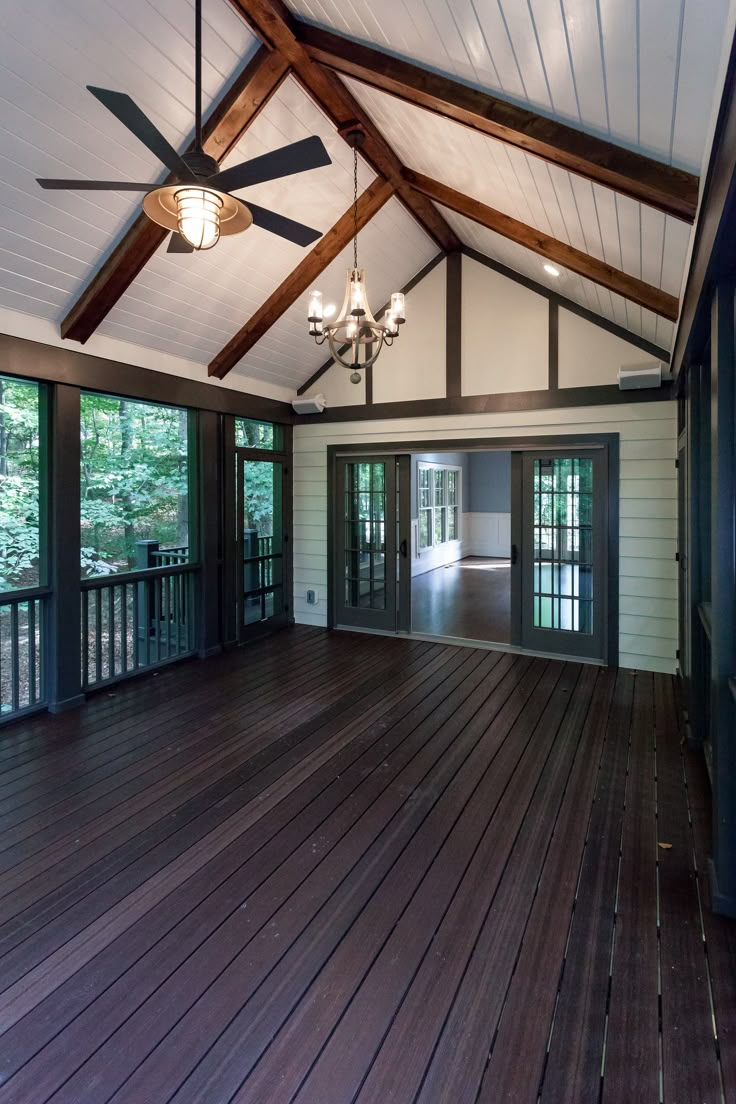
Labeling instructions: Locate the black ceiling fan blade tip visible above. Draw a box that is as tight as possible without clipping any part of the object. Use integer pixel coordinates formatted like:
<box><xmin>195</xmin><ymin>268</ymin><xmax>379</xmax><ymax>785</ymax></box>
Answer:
<box><xmin>246</xmin><ymin>202</ymin><xmax>322</xmax><ymax>247</ymax></box>
<box><xmin>86</xmin><ymin>85</ymin><xmax>194</xmax><ymax>180</ymax></box>
<box><xmin>167</xmin><ymin>232</ymin><xmax>194</xmax><ymax>254</ymax></box>
<box><xmin>213</xmin><ymin>135</ymin><xmax>332</xmax><ymax>195</ymax></box>
<box><xmin>37</xmin><ymin>178</ymin><xmax>154</xmax><ymax>190</ymax></box>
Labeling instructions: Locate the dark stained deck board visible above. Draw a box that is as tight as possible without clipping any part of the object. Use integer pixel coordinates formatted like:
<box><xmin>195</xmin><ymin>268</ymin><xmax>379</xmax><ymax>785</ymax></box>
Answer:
<box><xmin>602</xmin><ymin>671</ymin><xmax>660</xmax><ymax>1102</ymax></box>
<box><xmin>685</xmin><ymin>742</ymin><xmax>736</xmax><ymax>1099</ymax></box>
<box><xmin>0</xmin><ymin>642</ymin><xmax>446</xmax><ymax>978</ymax></box>
<box><xmin>0</xmin><ymin>647</ymin><xmax>501</xmax><ymax>1099</ymax></box>
<box><xmin>656</xmin><ymin>675</ymin><xmax>722</xmax><ymax>1102</ymax></box>
<box><xmin>472</xmin><ymin>665</ymin><xmax>617</xmax><ymax>1104</ymax></box>
<box><xmin>59</xmin><ymin>650</ymin><xmax>524</xmax><ymax>1104</ymax></box>
<box><xmin>0</xmin><ymin>627</ymin><xmax>730</xmax><ymax>1104</ymax></box>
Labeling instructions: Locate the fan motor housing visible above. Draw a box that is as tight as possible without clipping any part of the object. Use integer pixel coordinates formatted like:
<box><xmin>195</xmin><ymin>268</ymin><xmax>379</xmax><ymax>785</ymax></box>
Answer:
<box><xmin>183</xmin><ymin>150</ymin><xmax>220</xmax><ymax>179</ymax></box>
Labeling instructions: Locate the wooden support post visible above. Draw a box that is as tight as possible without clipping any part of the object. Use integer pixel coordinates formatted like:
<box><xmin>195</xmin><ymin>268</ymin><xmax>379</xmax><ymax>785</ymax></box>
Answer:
<box><xmin>196</xmin><ymin>410</ymin><xmax>223</xmax><ymax>658</ymax></box>
<box><xmin>221</xmin><ymin>415</ymin><xmax>239</xmax><ymax>648</ymax></box>
<box><xmin>708</xmin><ymin>283</ymin><xmax>736</xmax><ymax>916</ymax></box>
<box><xmin>46</xmin><ymin>383</ymin><xmax>85</xmax><ymax>712</ymax></box>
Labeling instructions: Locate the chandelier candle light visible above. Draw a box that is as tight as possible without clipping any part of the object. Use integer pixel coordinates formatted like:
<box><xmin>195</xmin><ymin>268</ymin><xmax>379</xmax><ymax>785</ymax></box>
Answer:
<box><xmin>307</xmin><ymin>130</ymin><xmax>406</xmax><ymax>383</ymax></box>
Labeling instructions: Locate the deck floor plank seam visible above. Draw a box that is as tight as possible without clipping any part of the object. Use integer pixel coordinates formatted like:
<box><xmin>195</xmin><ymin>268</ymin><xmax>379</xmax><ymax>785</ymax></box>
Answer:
<box><xmin>0</xmin><ymin>630</ymin><xmax>728</xmax><ymax>1104</ymax></box>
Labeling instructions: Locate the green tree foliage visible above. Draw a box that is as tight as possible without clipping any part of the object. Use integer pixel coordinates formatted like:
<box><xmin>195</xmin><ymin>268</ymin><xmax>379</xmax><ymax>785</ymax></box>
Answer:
<box><xmin>235</xmin><ymin>418</ymin><xmax>278</xmax><ymax>538</ymax></box>
<box><xmin>0</xmin><ymin>376</ymin><xmax>41</xmax><ymax>591</ymax></box>
<box><xmin>80</xmin><ymin>394</ymin><xmax>189</xmax><ymax>575</ymax></box>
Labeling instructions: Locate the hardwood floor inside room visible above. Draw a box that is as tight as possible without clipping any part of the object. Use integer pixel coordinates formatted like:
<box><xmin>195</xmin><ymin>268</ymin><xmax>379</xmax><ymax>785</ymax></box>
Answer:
<box><xmin>0</xmin><ymin>626</ymin><xmax>731</xmax><ymax>1104</ymax></box>
<box><xmin>411</xmin><ymin>556</ymin><xmax>511</xmax><ymax>642</ymax></box>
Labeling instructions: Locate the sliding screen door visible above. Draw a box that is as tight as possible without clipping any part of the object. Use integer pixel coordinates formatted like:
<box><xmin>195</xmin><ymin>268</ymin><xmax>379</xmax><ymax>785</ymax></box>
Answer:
<box><xmin>334</xmin><ymin>457</ymin><xmax>400</xmax><ymax>631</ymax></box>
<box><xmin>518</xmin><ymin>449</ymin><xmax>608</xmax><ymax>661</ymax></box>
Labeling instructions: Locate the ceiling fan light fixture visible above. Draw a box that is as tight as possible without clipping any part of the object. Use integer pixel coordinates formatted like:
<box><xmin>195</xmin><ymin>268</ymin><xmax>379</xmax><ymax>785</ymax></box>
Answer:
<box><xmin>142</xmin><ymin>184</ymin><xmax>252</xmax><ymax>242</ymax></box>
<box><xmin>175</xmin><ymin>186</ymin><xmax>222</xmax><ymax>250</ymax></box>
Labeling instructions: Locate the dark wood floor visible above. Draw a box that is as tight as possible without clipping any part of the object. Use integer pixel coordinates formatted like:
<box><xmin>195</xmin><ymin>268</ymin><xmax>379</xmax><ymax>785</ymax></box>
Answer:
<box><xmin>0</xmin><ymin>626</ymin><xmax>733</xmax><ymax>1104</ymax></box>
<box><xmin>411</xmin><ymin>556</ymin><xmax>511</xmax><ymax>642</ymax></box>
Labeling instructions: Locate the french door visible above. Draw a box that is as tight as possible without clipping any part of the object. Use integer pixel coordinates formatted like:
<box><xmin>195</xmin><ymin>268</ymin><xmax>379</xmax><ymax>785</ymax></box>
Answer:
<box><xmin>514</xmin><ymin>449</ymin><xmax>608</xmax><ymax>661</ymax></box>
<box><xmin>332</xmin><ymin>455</ymin><xmax>410</xmax><ymax>631</ymax></box>
<box><xmin>236</xmin><ymin>449</ymin><xmax>288</xmax><ymax>640</ymax></box>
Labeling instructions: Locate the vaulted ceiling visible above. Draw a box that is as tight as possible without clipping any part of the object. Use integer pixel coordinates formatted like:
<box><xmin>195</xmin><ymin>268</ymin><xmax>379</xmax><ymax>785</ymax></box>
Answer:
<box><xmin>0</xmin><ymin>0</ymin><xmax>732</xmax><ymax>397</ymax></box>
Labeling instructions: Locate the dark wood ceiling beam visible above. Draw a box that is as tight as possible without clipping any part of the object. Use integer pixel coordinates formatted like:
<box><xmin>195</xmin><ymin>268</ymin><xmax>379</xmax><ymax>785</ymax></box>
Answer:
<box><xmin>298</xmin><ymin>23</ymin><xmax>699</xmax><ymax>224</ymax></box>
<box><xmin>61</xmin><ymin>46</ymin><xmax>290</xmax><ymax>344</ymax></box>
<box><xmin>226</xmin><ymin>0</ymin><xmax>460</xmax><ymax>251</ymax></box>
<box><xmin>208</xmin><ymin>177</ymin><xmax>395</xmax><ymax>378</ymax></box>
<box><xmin>405</xmin><ymin>170</ymin><xmax>679</xmax><ymax>321</ymax></box>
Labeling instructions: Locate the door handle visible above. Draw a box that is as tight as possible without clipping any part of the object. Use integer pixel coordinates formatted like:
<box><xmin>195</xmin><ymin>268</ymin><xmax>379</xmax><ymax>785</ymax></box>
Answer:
<box><xmin>511</xmin><ymin>543</ymin><xmax>518</xmax><ymax>565</ymax></box>
<box><xmin>400</xmin><ymin>538</ymin><xmax>408</xmax><ymax>559</ymax></box>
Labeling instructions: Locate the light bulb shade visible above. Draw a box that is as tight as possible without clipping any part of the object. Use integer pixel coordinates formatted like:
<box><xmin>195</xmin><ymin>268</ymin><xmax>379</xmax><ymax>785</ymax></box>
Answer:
<box><xmin>308</xmin><ymin>289</ymin><xmax>323</xmax><ymax>323</ymax></box>
<box><xmin>175</xmin><ymin>187</ymin><xmax>222</xmax><ymax>250</ymax></box>
<box><xmin>390</xmin><ymin>291</ymin><xmax>406</xmax><ymax>324</ymax></box>
<box><xmin>349</xmin><ymin>272</ymin><xmax>366</xmax><ymax>315</ymax></box>
<box><xmin>384</xmin><ymin>310</ymin><xmax>399</xmax><ymax>338</ymax></box>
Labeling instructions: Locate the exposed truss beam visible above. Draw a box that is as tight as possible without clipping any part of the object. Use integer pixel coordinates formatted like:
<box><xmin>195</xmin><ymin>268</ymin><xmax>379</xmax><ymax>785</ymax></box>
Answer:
<box><xmin>298</xmin><ymin>23</ymin><xmax>699</xmax><ymax>224</ymax></box>
<box><xmin>208</xmin><ymin>177</ymin><xmax>395</xmax><ymax>378</ymax></box>
<box><xmin>226</xmin><ymin>0</ymin><xmax>460</xmax><ymax>251</ymax></box>
<box><xmin>61</xmin><ymin>46</ymin><xmax>290</xmax><ymax>344</ymax></box>
<box><xmin>404</xmin><ymin>170</ymin><xmax>679</xmax><ymax>321</ymax></box>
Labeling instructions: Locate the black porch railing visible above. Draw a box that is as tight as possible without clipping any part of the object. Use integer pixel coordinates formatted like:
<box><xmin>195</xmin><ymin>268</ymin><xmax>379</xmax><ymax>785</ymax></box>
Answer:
<box><xmin>81</xmin><ymin>563</ymin><xmax>197</xmax><ymax>690</ymax></box>
<box><xmin>0</xmin><ymin>587</ymin><xmax>48</xmax><ymax>720</ymax></box>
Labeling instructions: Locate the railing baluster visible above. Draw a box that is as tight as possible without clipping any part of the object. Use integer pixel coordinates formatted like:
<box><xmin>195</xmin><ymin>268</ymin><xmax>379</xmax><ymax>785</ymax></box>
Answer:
<box><xmin>132</xmin><ymin>583</ymin><xmax>140</xmax><ymax>670</ymax></box>
<box><xmin>28</xmin><ymin>599</ymin><xmax>37</xmax><ymax>706</ymax></box>
<box><xmin>107</xmin><ymin>585</ymin><xmax>115</xmax><ymax>680</ymax></box>
<box><xmin>121</xmin><ymin>584</ymin><xmax>128</xmax><ymax>673</ymax></box>
<box><xmin>81</xmin><ymin>591</ymin><xmax>89</xmax><ymax>689</ymax></box>
<box><xmin>10</xmin><ymin>602</ymin><xmax>20</xmax><ymax>713</ymax></box>
<box><xmin>164</xmin><ymin>573</ymin><xmax>171</xmax><ymax>659</ymax></box>
<box><xmin>95</xmin><ymin>588</ymin><xmax>102</xmax><ymax>685</ymax></box>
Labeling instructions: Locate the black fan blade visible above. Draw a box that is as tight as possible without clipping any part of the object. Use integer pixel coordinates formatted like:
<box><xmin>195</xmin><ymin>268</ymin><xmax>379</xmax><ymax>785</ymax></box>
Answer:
<box><xmin>167</xmin><ymin>232</ymin><xmax>194</xmax><ymax>254</ymax></box>
<box><xmin>37</xmin><ymin>179</ymin><xmax>153</xmax><ymax>190</ymax></box>
<box><xmin>246</xmin><ymin>202</ymin><xmax>322</xmax><ymax>247</ymax></box>
<box><xmin>87</xmin><ymin>86</ymin><xmax>194</xmax><ymax>180</ymax></box>
<box><xmin>212</xmin><ymin>136</ymin><xmax>331</xmax><ymax>195</ymax></box>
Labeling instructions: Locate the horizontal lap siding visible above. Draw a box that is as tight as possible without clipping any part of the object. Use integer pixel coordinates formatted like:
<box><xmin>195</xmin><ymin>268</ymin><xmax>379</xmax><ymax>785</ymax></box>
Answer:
<box><xmin>292</xmin><ymin>402</ymin><xmax>677</xmax><ymax>674</ymax></box>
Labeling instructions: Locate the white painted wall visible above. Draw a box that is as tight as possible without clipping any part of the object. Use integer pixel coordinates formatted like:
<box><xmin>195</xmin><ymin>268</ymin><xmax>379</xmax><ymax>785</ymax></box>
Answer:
<box><xmin>558</xmin><ymin>309</ymin><xmax>659</xmax><ymax>388</ymax></box>
<box><xmin>373</xmin><ymin>260</ymin><xmax>446</xmax><ymax>403</ymax></box>
<box><xmin>292</xmin><ymin>401</ymin><xmax>677</xmax><ymax>674</ymax></box>
<box><xmin>464</xmin><ymin>513</ymin><xmax>511</xmax><ymax>557</ymax></box>
<box><xmin>461</xmin><ymin>255</ymin><xmax>548</xmax><ymax>395</ymax></box>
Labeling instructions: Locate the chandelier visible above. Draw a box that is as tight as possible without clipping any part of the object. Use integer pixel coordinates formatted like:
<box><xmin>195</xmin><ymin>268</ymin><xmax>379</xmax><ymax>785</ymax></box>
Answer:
<box><xmin>307</xmin><ymin>129</ymin><xmax>406</xmax><ymax>383</ymax></box>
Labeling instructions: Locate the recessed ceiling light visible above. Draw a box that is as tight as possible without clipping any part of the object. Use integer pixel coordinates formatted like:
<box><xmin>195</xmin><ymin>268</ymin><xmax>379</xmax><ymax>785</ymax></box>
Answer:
<box><xmin>323</xmin><ymin>302</ymin><xmax>336</xmax><ymax>318</ymax></box>
<box><xmin>543</xmin><ymin>263</ymin><xmax>561</xmax><ymax>277</ymax></box>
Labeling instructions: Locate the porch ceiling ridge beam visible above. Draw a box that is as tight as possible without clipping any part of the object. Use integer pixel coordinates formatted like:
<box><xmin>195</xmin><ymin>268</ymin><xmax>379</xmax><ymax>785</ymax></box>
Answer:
<box><xmin>297</xmin><ymin>22</ymin><xmax>698</xmax><ymax>223</ymax></box>
<box><xmin>61</xmin><ymin>46</ymin><xmax>291</xmax><ymax>344</ymax></box>
<box><xmin>404</xmin><ymin>170</ymin><xmax>680</xmax><ymax>321</ymax></box>
<box><xmin>226</xmin><ymin>0</ymin><xmax>460</xmax><ymax>252</ymax></box>
<box><xmin>208</xmin><ymin>176</ymin><xmax>395</xmax><ymax>379</ymax></box>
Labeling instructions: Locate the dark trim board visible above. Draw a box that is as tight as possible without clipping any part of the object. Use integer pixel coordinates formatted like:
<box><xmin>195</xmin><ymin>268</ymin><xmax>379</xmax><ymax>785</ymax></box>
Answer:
<box><xmin>326</xmin><ymin>433</ymin><xmax>619</xmax><ymax>669</ymax></box>
<box><xmin>446</xmin><ymin>251</ymin><xmax>462</xmax><ymax>397</ymax></box>
<box><xmin>299</xmin><ymin>382</ymin><xmax>673</xmax><ymax>424</ymax></box>
<box><xmin>0</xmin><ymin>333</ymin><xmax>294</xmax><ymax>424</ymax></box>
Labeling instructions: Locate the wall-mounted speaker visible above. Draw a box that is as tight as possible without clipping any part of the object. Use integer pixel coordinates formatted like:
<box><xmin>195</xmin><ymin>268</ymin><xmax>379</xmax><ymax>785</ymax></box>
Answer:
<box><xmin>292</xmin><ymin>394</ymin><xmax>326</xmax><ymax>415</ymax></box>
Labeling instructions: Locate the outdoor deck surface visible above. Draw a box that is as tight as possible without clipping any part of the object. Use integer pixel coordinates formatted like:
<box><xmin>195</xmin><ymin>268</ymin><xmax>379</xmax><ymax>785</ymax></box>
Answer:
<box><xmin>0</xmin><ymin>626</ymin><xmax>733</xmax><ymax>1104</ymax></box>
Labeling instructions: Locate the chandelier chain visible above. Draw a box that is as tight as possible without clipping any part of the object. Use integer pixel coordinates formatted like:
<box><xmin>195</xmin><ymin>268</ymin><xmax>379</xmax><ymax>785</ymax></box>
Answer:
<box><xmin>352</xmin><ymin>147</ymin><xmax>358</xmax><ymax>271</ymax></box>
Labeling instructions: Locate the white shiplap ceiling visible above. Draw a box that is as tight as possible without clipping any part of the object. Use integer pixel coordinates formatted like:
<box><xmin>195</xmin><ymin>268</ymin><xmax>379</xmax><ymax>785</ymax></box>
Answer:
<box><xmin>0</xmin><ymin>0</ymin><xmax>732</xmax><ymax>392</ymax></box>
<box><xmin>0</xmin><ymin>0</ymin><xmax>257</xmax><ymax>320</ymax></box>
<box><xmin>287</xmin><ymin>0</ymin><xmax>729</xmax><ymax>173</ymax></box>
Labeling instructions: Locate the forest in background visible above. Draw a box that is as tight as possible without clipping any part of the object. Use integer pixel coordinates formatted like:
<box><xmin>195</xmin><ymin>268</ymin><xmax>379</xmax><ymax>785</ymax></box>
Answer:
<box><xmin>1</xmin><ymin>381</ymin><xmax>278</xmax><ymax>592</ymax></box>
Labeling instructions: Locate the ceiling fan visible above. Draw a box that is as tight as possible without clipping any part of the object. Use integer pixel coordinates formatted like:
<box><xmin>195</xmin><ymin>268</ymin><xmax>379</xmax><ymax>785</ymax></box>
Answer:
<box><xmin>36</xmin><ymin>0</ymin><xmax>331</xmax><ymax>253</ymax></box>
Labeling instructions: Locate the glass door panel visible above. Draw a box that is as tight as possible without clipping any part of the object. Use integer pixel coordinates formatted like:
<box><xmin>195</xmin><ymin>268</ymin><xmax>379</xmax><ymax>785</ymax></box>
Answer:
<box><xmin>335</xmin><ymin>457</ymin><xmax>398</xmax><ymax>630</ymax></box>
<box><xmin>519</xmin><ymin>449</ymin><xmax>607</xmax><ymax>661</ymax></box>
<box><xmin>236</xmin><ymin>453</ymin><xmax>286</xmax><ymax>638</ymax></box>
